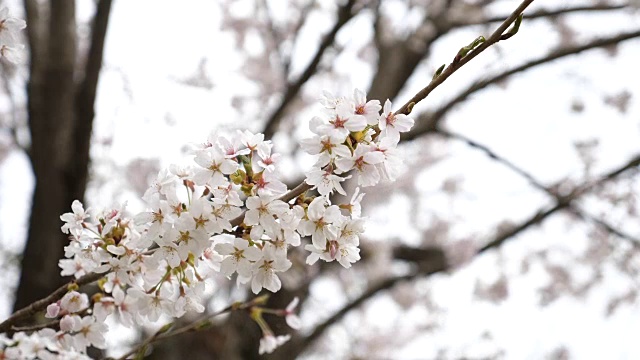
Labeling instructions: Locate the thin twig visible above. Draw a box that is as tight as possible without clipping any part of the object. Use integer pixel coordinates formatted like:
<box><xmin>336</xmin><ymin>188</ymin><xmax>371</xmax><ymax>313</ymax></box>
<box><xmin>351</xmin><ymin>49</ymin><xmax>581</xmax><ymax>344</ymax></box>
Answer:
<box><xmin>262</xmin><ymin>0</ymin><xmax>358</xmax><ymax>139</ymax></box>
<box><xmin>479</xmin><ymin>153</ymin><xmax>640</xmax><ymax>253</ymax></box>
<box><xmin>110</xmin><ymin>300</ymin><xmax>253</xmax><ymax>360</ymax></box>
<box><xmin>0</xmin><ymin>272</ymin><xmax>104</xmax><ymax>333</ymax></box>
<box><xmin>436</xmin><ymin>129</ymin><xmax>640</xmax><ymax>249</ymax></box>
<box><xmin>403</xmin><ymin>28</ymin><xmax>640</xmax><ymax>141</ymax></box>
<box><xmin>292</xmin><ymin>152</ymin><xmax>640</xmax><ymax>357</ymax></box>
<box><xmin>394</xmin><ymin>0</ymin><xmax>535</xmax><ymax>116</ymax></box>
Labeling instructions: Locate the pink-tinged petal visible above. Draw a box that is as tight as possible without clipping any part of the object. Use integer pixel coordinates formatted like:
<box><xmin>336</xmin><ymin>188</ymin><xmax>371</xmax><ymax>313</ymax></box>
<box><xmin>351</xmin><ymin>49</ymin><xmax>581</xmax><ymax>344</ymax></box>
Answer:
<box><xmin>214</xmin><ymin>243</ymin><xmax>235</xmax><ymax>255</ymax></box>
<box><xmin>264</xmin><ymin>273</ymin><xmax>282</xmax><ymax>292</ymax></box>
<box><xmin>306</xmin><ymin>252</ymin><xmax>320</xmax><ymax>265</ymax></box>
<box><xmin>363</xmin><ymin>151</ymin><xmax>385</xmax><ymax>164</ymax></box>
<box><xmin>220</xmin><ymin>258</ymin><xmax>237</xmax><ymax>276</ymax></box>
<box><xmin>333</xmin><ymin>144</ymin><xmax>352</xmax><ymax>158</ymax></box>
<box><xmin>267</xmin><ymin>200</ymin><xmax>289</xmax><ymax>215</ymax></box>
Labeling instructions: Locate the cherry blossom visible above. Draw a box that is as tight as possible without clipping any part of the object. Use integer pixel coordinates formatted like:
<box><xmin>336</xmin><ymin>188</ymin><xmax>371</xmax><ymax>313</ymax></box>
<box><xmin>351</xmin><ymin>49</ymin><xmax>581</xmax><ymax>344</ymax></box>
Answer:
<box><xmin>3</xmin><ymin>87</ymin><xmax>415</xmax><ymax>357</ymax></box>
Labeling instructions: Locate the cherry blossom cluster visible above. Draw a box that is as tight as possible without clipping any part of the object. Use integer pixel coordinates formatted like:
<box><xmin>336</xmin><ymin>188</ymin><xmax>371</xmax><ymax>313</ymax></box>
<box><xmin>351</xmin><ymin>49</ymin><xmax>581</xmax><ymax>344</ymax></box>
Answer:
<box><xmin>301</xmin><ymin>89</ymin><xmax>414</xmax><ymax>264</ymax></box>
<box><xmin>0</xmin><ymin>89</ymin><xmax>413</xmax><ymax>358</ymax></box>
<box><xmin>0</xmin><ymin>7</ymin><xmax>26</xmax><ymax>64</ymax></box>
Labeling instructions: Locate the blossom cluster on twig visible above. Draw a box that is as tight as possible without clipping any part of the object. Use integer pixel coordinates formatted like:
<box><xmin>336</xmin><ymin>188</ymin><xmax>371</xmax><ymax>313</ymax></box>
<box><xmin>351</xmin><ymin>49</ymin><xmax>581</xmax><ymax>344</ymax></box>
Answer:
<box><xmin>0</xmin><ymin>88</ymin><xmax>414</xmax><ymax>358</ymax></box>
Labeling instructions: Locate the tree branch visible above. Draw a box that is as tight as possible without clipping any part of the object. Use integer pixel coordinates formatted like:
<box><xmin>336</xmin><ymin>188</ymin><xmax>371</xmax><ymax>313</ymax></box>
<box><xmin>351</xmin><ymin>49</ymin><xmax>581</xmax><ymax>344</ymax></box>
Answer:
<box><xmin>479</xmin><ymin>154</ymin><xmax>640</xmax><ymax>253</ymax></box>
<box><xmin>289</xmin><ymin>152</ymin><xmax>640</xmax><ymax>357</ymax></box>
<box><xmin>0</xmin><ymin>272</ymin><xmax>104</xmax><ymax>333</ymax></box>
<box><xmin>482</xmin><ymin>4</ymin><xmax>628</xmax><ymax>25</ymax></box>
<box><xmin>394</xmin><ymin>0</ymin><xmax>535</xmax><ymax>116</ymax></box>
<box><xmin>71</xmin><ymin>0</ymin><xmax>113</xmax><ymax>202</ymax></box>
<box><xmin>402</xmin><ymin>28</ymin><xmax>640</xmax><ymax>141</ymax></box>
<box><xmin>262</xmin><ymin>0</ymin><xmax>358</xmax><ymax>140</ymax></box>
<box><xmin>435</xmin><ymin>129</ymin><xmax>640</xmax><ymax>249</ymax></box>
<box><xmin>109</xmin><ymin>301</ymin><xmax>244</xmax><ymax>360</ymax></box>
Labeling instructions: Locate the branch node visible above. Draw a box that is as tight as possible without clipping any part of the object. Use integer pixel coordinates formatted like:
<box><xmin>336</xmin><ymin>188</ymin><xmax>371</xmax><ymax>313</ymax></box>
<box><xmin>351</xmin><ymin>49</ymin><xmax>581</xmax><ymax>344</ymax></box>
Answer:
<box><xmin>500</xmin><ymin>14</ymin><xmax>523</xmax><ymax>40</ymax></box>
<box><xmin>432</xmin><ymin>64</ymin><xmax>446</xmax><ymax>80</ymax></box>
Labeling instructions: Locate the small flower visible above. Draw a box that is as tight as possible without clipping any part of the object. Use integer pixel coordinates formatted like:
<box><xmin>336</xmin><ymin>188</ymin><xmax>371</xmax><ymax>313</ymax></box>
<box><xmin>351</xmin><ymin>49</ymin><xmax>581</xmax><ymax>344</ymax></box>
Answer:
<box><xmin>259</xmin><ymin>334</ymin><xmax>291</xmax><ymax>355</ymax></box>
<box><xmin>244</xmin><ymin>195</ymin><xmax>288</xmax><ymax>233</ymax></box>
<box><xmin>378</xmin><ymin>99</ymin><xmax>414</xmax><ymax>142</ymax></box>
<box><xmin>216</xmin><ymin>238</ymin><xmax>262</xmax><ymax>278</ymax></box>
<box><xmin>45</xmin><ymin>303</ymin><xmax>60</xmax><ymax>318</ymax></box>
<box><xmin>251</xmin><ymin>248</ymin><xmax>292</xmax><ymax>294</ymax></box>
<box><xmin>60</xmin><ymin>200</ymin><xmax>90</xmax><ymax>236</ymax></box>
<box><xmin>335</xmin><ymin>144</ymin><xmax>385</xmax><ymax>187</ymax></box>
<box><xmin>300</xmin><ymin>197</ymin><xmax>343</xmax><ymax>249</ymax></box>
<box><xmin>350</xmin><ymin>88</ymin><xmax>381</xmax><ymax>125</ymax></box>
<box><xmin>284</xmin><ymin>297</ymin><xmax>302</xmax><ymax>330</ymax></box>
<box><xmin>193</xmin><ymin>147</ymin><xmax>237</xmax><ymax>187</ymax></box>
<box><xmin>60</xmin><ymin>291</ymin><xmax>89</xmax><ymax>313</ymax></box>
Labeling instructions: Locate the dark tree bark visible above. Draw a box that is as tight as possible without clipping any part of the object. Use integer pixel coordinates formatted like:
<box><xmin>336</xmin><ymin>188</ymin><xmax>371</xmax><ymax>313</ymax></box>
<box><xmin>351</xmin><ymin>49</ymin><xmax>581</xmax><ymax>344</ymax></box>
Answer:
<box><xmin>14</xmin><ymin>0</ymin><xmax>113</xmax><ymax>312</ymax></box>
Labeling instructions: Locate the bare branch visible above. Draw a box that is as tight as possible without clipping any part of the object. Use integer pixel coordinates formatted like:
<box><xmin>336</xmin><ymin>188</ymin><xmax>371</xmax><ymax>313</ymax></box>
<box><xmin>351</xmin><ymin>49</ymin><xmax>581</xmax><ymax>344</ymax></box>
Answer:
<box><xmin>109</xmin><ymin>300</ymin><xmax>246</xmax><ymax>360</ymax></box>
<box><xmin>291</xmin><ymin>152</ymin><xmax>640</xmax><ymax>357</ymax></box>
<box><xmin>479</xmin><ymin>154</ymin><xmax>640</xmax><ymax>253</ymax></box>
<box><xmin>287</xmin><ymin>249</ymin><xmax>447</xmax><ymax>358</ymax></box>
<box><xmin>481</xmin><ymin>4</ymin><xmax>628</xmax><ymax>25</ymax></box>
<box><xmin>394</xmin><ymin>0</ymin><xmax>535</xmax><ymax>116</ymax></box>
<box><xmin>436</xmin><ymin>129</ymin><xmax>640</xmax><ymax>249</ymax></box>
<box><xmin>403</xmin><ymin>28</ymin><xmax>640</xmax><ymax>141</ymax></box>
<box><xmin>71</xmin><ymin>0</ymin><xmax>113</xmax><ymax>201</ymax></box>
<box><xmin>262</xmin><ymin>0</ymin><xmax>358</xmax><ymax>140</ymax></box>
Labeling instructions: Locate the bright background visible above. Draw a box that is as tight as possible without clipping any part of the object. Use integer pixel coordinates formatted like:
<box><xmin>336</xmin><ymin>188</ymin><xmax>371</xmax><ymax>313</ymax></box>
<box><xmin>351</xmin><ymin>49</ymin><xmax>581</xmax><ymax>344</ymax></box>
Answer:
<box><xmin>2</xmin><ymin>1</ymin><xmax>640</xmax><ymax>358</ymax></box>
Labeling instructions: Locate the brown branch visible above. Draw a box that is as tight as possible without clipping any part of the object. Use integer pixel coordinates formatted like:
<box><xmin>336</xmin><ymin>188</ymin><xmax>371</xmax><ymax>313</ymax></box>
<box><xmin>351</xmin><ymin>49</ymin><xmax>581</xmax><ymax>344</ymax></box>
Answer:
<box><xmin>110</xmin><ymin>302</ymin><xmax>241</xmax><ymax>360</ymax></box>
<box><xmin>0</xmin><ymin>272</ymin><xmax>104</xmax><ymax>333</ymax></box>
<box><xmin>402</xmin><ymin>28</ymin><xmax>640</xmax><ymax>141</ymax></box>
<box><xmin>262</xmin><ymin>0</ymin><xmax>358</xmax><ymax>140</ymax></box>
<box><xmin>283</xmin><ymin>249</ymin><xmax>447</xmax><ymax>359</ymax></box>
<box><xmin>482</xmin><ymin>4</ymin><xmax>628</xmax><ymax>24</ymax></box>
<box><xmin>9</xmin><ymin>319</ymin><xmax>60</xmax><ymax>333</ymax></box>
<box><xmin>290</xmin><ymin>152</ymin><xmax>640</xmax><ymax>357</ymax></box>
<box><xmin>436</xmin><ymin>129</ymin><xmax>640</xmax><ymax>249</ymax></box>
<box><xmin>394</xmin><ymin>0</ymin><xmax>535</xmax><ymax>116</ymax></box>
<box><xmin>479</xmin><ymin>153</ymin><xmax>640</xmax><ymax>253</ymax></box>
<box><xmin>71</xmin><ymin>0</ymin><xmax>113</xmax><ymax>202</ymax></box>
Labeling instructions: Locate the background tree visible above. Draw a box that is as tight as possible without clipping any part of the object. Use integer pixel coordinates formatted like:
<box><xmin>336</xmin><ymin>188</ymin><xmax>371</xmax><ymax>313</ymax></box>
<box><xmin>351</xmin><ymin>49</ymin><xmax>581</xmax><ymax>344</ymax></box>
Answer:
<box><xmin>0</xmin><ymin>0</ymin><xmax>112</xmax><ymax>311</ymax></box>
<box><xmin>2</xmin><ymin>0</ymin><xmax>640</xmax><ymax>358</ymax></box>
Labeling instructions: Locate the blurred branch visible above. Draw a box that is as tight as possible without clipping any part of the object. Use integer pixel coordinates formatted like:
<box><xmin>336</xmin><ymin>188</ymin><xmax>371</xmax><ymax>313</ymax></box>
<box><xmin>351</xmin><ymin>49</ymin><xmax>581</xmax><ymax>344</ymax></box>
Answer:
<box><xmin>480</xmin><ymin>4</ymin><xmax>629</xmax><ymax>25</ymax></box>
<box><xmin>282</xmin><ymin>0</ymin><xmax>316</xmax><ymax>77</ymax></box>
<box><xmin>479</xmin><ymin>153</ymin><xmax>640</xmax><ymax>253</ymax></box>
<box><xmin>403</xmin><ymin>28</ymin><xmax>640</xmax><ymax>141</ymax></box>
<box><xmin>0</xmin><ymin>272</ymin><xmax>104</xmax><ymax>333</ymax></box>
<box><xmin>110</xmin><ymin>300</ymin><xmax>248</xmax><ymax>360</ymax></box>
<box><xmin>288</xmin><ymin>152</ymin><xmax>640</xmax><ymax>357</ymax></box>
<box><xmin>436</xmin><ymin>129</ymin><xmax>640</xmax><ymax>249</ymax></box>
<box><xmin>394</xmin><ymin>0</ymin><xmax>534</xmax><ymax>116</ymax></box>
<box><xmin>262</xmin><ymin>0</ymin><xmax>358</xmax><ymax>139</ymax></box>
<box><xmin>280</xmin><ymin>250</ymin><xmax>446</xmax><ymax>359</ymax></box>
<box><xmin>71</xmin><ymin>0</ymin><xmax>113</xmax><ymax>201</ymax></box>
